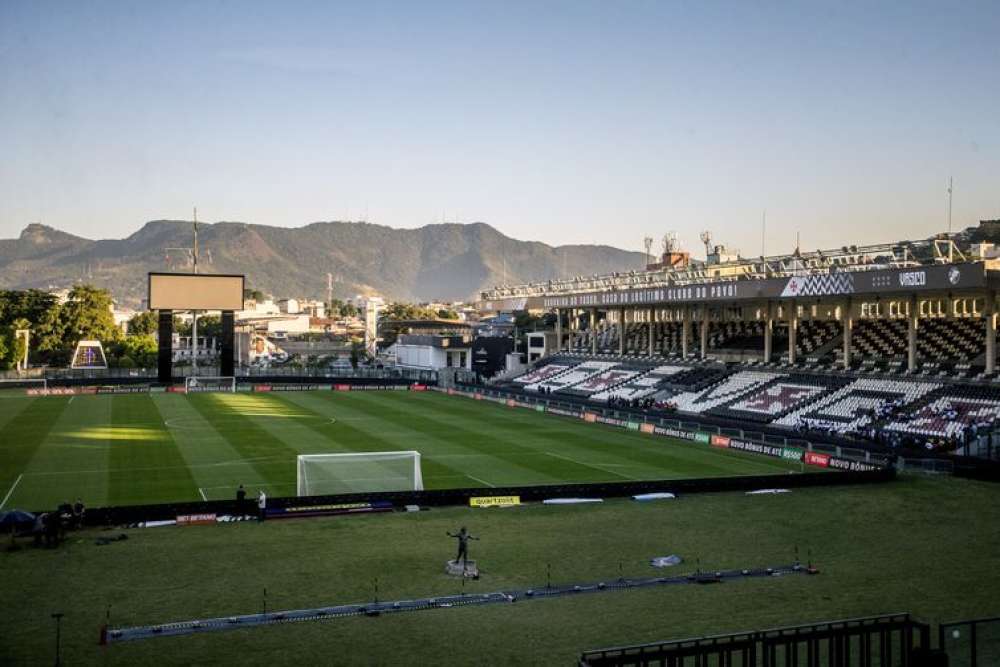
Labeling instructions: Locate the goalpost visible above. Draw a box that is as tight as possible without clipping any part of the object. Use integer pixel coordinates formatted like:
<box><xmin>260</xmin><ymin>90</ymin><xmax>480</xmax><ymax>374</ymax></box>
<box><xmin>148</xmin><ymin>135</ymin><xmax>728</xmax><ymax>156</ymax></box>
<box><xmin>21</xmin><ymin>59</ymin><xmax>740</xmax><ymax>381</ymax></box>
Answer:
<box><xmin>297</xmin><ymin>451</ymin><xmax>424</xmax><ymax>496</ymax></box>
<box><xmin>184</xmin><ymin>376</ymin><xmax>237</xmax><ymax>393</ymax></box>
<box><xmin>0</xmin><ymin>378</ymin><xmax>47</xmax><ymax>393</ymax></box>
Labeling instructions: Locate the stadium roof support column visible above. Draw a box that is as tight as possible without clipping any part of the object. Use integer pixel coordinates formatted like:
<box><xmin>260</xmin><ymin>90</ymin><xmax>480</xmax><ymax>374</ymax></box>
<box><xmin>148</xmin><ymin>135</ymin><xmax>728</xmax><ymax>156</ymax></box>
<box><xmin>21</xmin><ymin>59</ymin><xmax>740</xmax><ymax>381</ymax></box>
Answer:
<box><xmin>618</xmin><ymin>308</ymin><xmax>626</xmax><ymax>356</ymax></box>
<box><xmin>763</xmin><ymin>302</ymin><xmax>773</xmax><ymax>363</ymax></box>
<box><xmin>555</xmin><ymin>309</ymin><xmax>562</xmax><ymax>353</ymax></box>
<box><xmin>700</xmin><ymin>307</ymin><xmax>709</xmax><ymax>360</ymax></box>
<box><xmin>591</xmin><ymin>308</ymin><xmax>598</xmax><ymax>355</ymax></box>
<box><xmin>569</xmin><ymin>308</ymin><xmax>580</xmax><ymax>352</ymax></box>
<box><xmin>908</xmin><ymin>295</ymin><xmax>918</xmax><ymax>372</ymax></box>
<box><xmin>648</xmin><ymin>308</ymin><xmax>655</xmax><ymax>357</ymax></box>
<box><xmin>682</xmin><ymin>307</ymin><xmax>691</xmax><ymax>359</ymax></box>
<box><xmin>987</xmin><ymin>294</ymin><xmax>996</xmax><ymax>374</ymax></box>
<box><xmin>843</xmin><ymin>300</ymin><xmax>853</xmax><ymax>369</ymax></box>
<box><xmin>788</xmin><ymin>301</ymin><xmax>798</xmax><ymax>365</ymax></box>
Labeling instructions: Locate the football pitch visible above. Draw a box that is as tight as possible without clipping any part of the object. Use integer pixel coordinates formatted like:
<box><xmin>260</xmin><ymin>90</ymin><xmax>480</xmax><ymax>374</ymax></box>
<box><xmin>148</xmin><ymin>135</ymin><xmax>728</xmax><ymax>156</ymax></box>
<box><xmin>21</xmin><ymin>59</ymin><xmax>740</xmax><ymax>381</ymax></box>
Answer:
<box><xmin>0</xmin><ymin>390</ymin><xmax>802</xmax><ymax>510</ymax></box>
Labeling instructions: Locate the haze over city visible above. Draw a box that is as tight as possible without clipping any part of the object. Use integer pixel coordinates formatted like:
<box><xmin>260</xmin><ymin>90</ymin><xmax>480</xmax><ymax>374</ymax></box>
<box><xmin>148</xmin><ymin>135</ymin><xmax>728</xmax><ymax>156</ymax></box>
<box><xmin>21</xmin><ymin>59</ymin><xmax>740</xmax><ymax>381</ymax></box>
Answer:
<box><xmin>2</xmin><ymin>1</ymin><xmax>998</xmax><ymax>256</ymax></box>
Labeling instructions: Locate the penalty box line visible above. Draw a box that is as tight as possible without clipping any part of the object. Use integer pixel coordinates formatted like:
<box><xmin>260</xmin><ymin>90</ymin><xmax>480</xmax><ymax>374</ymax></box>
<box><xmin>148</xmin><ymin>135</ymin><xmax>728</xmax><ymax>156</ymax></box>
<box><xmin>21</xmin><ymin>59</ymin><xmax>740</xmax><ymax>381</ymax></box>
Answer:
<box><xmin>0</xmin><ymin>473</ymin><xmax>24</xmax><ymax>510</ymax></box>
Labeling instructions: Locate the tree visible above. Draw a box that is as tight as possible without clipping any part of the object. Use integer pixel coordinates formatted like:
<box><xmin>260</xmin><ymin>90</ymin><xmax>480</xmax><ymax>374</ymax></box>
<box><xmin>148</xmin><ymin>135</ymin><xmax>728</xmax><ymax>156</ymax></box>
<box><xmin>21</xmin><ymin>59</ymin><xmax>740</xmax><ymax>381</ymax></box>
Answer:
<box><xmin>437</xmin><ymin>308</ymin><xmax>459</xmax><ymax>320</ymax></box>
<box><xmin>119</xmin><ymin>334</ymin><xmax>158</xmax><ymax>368</ymax></box>
<box><xmin>195</xmin><ymin>315</ymin><xmax>223</xmax><ymax>342</ymax></box>
<box><xmin>0</xmin><ymin>289</ymin><xmax>64</xmax><ymax>365</ymax></box>
<box><xmin>127</xmin><ymin>311</ymin><xmax>158</xmax><ymax>336</ymax></box>
<box><xmin>59</xmin><ymin>285</ymin><xmax>120</xmax><ymax>346</ymax></box>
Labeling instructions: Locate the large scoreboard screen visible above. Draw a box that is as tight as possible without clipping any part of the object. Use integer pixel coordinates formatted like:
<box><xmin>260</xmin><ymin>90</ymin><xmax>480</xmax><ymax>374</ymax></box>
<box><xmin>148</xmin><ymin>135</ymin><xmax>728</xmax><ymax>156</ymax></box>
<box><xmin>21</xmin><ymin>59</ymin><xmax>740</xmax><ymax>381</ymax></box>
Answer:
<box><xmin>148</xmin><ymin>273</ymin><xmax>245</xmax><ymax>311</ymax></box>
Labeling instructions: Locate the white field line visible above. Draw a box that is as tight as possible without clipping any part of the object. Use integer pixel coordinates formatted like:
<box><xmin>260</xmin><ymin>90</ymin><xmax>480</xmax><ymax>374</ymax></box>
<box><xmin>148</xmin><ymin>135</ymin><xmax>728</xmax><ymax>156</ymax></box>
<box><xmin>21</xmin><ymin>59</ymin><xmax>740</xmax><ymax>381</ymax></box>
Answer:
<box><xmin>21</xmin><ymin>455</ymin><xmax>287</xmax><ymax>477</ymax></box>
<box><xmin>0</xmin><ymin>473</ymin><xmax>24</xmax><ymax>510</ymax></box>
<box><xmin>544</xmin><ymin>451</ymin><xmax>637</xmax><ymax>480</ymax></box>
<box><xmin>465</xmin><ymin>474</ymin><xmax>496</xmax><ymax>488</ymax></box>
<box><xmin>68</xmin><ymin>396</ymin><xmax>74</xmax><ymax>405</ymax></box>
<box><xmin>198</xmin><ymin>488</ymin><xmax>207</xmax><ymax>501</ymax></box>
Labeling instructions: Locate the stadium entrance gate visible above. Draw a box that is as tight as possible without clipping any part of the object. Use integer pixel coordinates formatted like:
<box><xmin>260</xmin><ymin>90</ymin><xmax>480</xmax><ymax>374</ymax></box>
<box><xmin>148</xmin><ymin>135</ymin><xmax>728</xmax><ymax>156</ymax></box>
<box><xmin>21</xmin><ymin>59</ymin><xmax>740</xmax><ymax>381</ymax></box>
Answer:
<box><xmin>579</xmin><ymin>613</ymin><xmax>936</xmax><ymax>667</ymax></box>
<box><xmin>148</xmin><ymin>272</ymin><xmax>245</xmax><ymax>383</ymax></box>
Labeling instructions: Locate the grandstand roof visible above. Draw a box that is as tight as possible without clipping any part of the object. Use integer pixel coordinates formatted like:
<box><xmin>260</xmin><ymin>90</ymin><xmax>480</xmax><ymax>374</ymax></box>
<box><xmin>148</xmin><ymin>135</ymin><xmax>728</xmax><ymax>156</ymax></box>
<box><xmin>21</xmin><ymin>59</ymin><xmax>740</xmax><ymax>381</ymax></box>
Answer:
<box><xmin>482</xmin><ymin>233</ymin><xmax>1000</xmax><ymax>310</ymax></box>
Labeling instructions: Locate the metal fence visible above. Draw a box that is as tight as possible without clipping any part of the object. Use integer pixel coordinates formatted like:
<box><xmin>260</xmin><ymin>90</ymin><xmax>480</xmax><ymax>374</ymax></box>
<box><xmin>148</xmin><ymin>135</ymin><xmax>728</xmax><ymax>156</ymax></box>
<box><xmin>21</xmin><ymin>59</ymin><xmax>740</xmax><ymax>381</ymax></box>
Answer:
<box><xmin>580</xmin><ymin>613</ymin><xmax>934</xmax><ymax>667</ymax></box>
<box><xmin>939</xmin><ymin>617</ymin><xmax>1000</xmax><ymax>667</ymax></box>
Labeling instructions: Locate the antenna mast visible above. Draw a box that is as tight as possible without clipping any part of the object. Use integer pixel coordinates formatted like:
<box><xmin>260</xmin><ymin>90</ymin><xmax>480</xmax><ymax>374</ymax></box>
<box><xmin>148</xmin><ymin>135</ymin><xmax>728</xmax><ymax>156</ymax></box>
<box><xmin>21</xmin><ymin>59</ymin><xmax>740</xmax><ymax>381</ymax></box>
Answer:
<box><xmin>699</xmin><ymin>231</ymin><xmax>712</xmax><ymax>259</ymax></box>
<box><xmin>193</xmin><ymin>207</ymin><xmax>199</xmax><ymax>274</ymax></box>
<box><xmin>643</xmin><ymin>237</ymin><xmax>653</xmax><ymax>268</ymax></box>
<box><xmin>947</xmin><ymin>177</ymin><xmax>953</xmax><ymax>234</ymax></box>
<box><xmin>761</xmin><ymin>210</ymin><xmax>766</xmax><ymax>257</ymax></box>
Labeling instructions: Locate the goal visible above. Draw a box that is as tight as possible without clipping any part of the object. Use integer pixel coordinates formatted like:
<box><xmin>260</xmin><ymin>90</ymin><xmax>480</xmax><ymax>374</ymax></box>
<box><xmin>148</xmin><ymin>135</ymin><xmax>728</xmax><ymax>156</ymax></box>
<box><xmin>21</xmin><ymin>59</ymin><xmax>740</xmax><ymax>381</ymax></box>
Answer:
<box><xmin>0</xmin><ymin>378</ymin><xmax>47</xmax><ymax>393</ymax></box>
<box><xmin>297</xmin><ymin>451</ymin><xmax>424</xmax><ymax>496</ymax></box>
<box><xmin>184</xmin><ymin>376</ymin><xmax>236</xmax><ymax>393</ymax></box>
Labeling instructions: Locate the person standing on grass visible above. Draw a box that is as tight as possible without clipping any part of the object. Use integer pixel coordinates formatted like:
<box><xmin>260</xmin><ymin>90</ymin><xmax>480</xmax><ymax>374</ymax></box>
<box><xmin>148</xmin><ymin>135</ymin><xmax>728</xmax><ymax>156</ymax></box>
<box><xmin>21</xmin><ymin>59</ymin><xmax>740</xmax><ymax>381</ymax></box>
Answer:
<box><xmin>257</xmin><ymin>490</ymin><xmax>267</xmax><ymax>522</ymax></box>
<box><xmin>236</xmin><ymin>485</ymin><xmax>246</xmax><ymax>516</ymax></box>
<box><xmin>72</xmin><ymin>498</ymin><xmax>85</xmax><ymax>529</ymax></box>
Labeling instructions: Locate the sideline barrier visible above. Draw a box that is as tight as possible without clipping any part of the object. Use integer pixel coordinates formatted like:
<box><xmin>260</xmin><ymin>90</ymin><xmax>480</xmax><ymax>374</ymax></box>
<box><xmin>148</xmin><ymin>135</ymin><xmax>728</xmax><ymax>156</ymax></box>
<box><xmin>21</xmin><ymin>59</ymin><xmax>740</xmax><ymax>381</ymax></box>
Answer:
<box><xmin>77</xmin><ymin>468</ymin><xmax>894</xmax><ymax>527</ymax></box>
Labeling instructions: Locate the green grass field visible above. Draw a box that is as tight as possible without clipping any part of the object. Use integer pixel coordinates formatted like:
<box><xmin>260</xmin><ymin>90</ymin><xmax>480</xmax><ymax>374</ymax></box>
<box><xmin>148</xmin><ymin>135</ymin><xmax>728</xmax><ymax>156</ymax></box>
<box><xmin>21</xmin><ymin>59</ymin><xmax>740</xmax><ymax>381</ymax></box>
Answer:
<box><xmin>0</xmin><ymin>390</ymin><xmax>802</xmax><ymax>510</ymax></box>
<box><xmin>1</xmin><ymin>476</ymin><xmax>998</xmax><ymax>665</ymax></box>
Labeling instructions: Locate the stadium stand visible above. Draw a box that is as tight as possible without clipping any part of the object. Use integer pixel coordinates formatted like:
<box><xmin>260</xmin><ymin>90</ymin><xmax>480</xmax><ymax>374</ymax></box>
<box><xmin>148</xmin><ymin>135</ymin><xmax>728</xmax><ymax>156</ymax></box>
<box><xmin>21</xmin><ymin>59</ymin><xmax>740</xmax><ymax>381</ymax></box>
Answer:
<box><xmin>708</xmin><ymin>374</ymin><xmax>850</xmax><ymax>424</ymax></box>
<box><xmin>591</xmin><ymin>365</ymin><xmax>687</xmax><ymax>402</ymax></box>
<box><xmin>775</xmin><ymin>377</ymin><xmax>941</xmax><ymax>435</ymax></box>
<box><xmin>513</xmin><ymin>360</ymin><xmax>579</xmax><ymax>386</ymax></box>
<box><xmin>559</xmin><ymin>365</ymin><xmax>647</xmax><ymax>397</ymax></box>
<box><xmin>485</xmin><ymin>226</ymin><xmax>1000</xmax><ymax>459</ymax></box>
<box><xmin>669</xmin><ymin>371</ymin><xmax>784</xmax><ymax>413</ymax></box>
<box><xmin>882</xmin><ymin>384</ymin><xmax>1000</xmax><ymax>443</ymax></box>
<box><xmin>526</xmin><ymin>359</ymin><xmax>618</xmax><ymax>392</ymax></box>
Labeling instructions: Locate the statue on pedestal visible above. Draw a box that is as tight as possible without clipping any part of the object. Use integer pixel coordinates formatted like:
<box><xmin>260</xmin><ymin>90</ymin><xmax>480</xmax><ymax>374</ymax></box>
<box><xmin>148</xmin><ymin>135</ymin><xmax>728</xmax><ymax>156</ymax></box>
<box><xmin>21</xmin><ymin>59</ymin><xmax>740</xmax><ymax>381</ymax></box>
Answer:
<box><xmin>446</xmin><ymin>526</ymin><xmax>480</xmax><ymax>577</ymax></box>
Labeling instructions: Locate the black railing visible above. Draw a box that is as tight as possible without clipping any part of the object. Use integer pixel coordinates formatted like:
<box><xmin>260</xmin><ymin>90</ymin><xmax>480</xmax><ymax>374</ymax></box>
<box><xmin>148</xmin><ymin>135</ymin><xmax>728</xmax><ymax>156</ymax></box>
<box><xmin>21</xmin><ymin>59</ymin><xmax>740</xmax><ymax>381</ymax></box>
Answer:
<box><xmin>939</xmin><ymin>616</ymin><xmax>1000</xmax><ymax>667</ymax></box>
<box><xmin>580</xmin><ymin>613</ymin><xmax>936</xmax><ymax>667</ymax></box>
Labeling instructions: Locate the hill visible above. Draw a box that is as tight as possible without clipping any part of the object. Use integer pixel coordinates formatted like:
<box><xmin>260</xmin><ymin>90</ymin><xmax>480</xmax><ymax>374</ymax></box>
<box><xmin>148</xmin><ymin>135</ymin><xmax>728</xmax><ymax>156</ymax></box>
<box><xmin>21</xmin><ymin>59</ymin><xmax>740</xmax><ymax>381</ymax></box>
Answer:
<box><xmin>0</xmin><ymin>220</ymin><xmax>645</xmax><ymax>306</ymax></box>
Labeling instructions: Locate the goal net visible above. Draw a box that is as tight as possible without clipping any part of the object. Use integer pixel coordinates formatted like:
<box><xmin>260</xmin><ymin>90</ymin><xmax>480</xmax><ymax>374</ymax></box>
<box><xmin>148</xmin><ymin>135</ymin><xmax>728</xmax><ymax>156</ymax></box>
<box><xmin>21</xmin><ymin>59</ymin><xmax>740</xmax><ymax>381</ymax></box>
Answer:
<box><xmin>184</xmin><ymin>376</ymin><xmax>237</xmax><ymax>393</ymax></box>
<box><xmin>297</xmin><ymin>451</ymin><xmax>424</xmax><ymax>496</ymax></box>
<box><xmin>0</xmin><ymin>378</ymin><xmax>47</xmax><ymax>393</ymax></box>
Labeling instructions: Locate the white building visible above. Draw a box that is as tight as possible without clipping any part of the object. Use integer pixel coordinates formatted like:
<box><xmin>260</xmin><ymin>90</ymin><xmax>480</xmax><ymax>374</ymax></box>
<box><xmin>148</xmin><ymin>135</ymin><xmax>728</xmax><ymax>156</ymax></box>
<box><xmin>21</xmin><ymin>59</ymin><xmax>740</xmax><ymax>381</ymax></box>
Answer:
<box><xmin>526</xmin><ymin>331</ymin><xmax>559</xmax><ymax>363</ymax></box>
<box><xmin>393</xmin><ymin>334</ymin><xmax>471</xmax><ymax>371</ymax></box>
<box><xmin>277</xmin><ymin>298</ymin><xmax>300</xmax><ymax>314</ymax></box>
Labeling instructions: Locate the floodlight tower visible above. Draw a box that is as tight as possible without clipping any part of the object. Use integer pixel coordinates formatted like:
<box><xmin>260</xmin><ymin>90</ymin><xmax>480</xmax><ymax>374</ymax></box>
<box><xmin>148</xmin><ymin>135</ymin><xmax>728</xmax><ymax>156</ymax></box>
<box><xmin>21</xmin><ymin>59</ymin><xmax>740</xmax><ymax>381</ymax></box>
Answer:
<box><xmin>643</xmin><ymin>237</ymin><xmax>654</xmax><ymax>268</ymax></box>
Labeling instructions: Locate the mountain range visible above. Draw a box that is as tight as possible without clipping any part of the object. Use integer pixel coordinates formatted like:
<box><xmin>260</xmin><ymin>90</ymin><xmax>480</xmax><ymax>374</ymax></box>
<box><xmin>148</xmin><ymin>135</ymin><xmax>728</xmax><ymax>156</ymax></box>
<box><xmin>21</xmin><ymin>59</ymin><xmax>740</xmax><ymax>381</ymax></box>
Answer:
<box><xmin>0</xmin><ymin>220</ymin><xmax>646</xmax><ymax>307</ymax></box>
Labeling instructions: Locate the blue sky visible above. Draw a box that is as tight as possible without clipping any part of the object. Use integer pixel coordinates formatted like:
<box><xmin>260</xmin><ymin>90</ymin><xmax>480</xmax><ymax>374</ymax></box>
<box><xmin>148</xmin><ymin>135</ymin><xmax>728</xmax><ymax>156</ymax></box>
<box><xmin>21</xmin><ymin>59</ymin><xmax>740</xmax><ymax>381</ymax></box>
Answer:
<box><xmin>1</xmin><ymin>1</ymin><xmax>998</xmax><ymax>257</ymax></box>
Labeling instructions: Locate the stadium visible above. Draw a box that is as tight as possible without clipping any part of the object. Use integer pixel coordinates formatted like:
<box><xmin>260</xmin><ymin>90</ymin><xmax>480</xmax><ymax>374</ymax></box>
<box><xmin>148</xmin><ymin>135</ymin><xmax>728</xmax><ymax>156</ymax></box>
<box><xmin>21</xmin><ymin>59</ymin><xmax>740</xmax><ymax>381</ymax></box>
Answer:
<box><xmin>3</xmin><ymin>225</ymin><xmax>1000</xmax><ymax>666</ymax></box>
